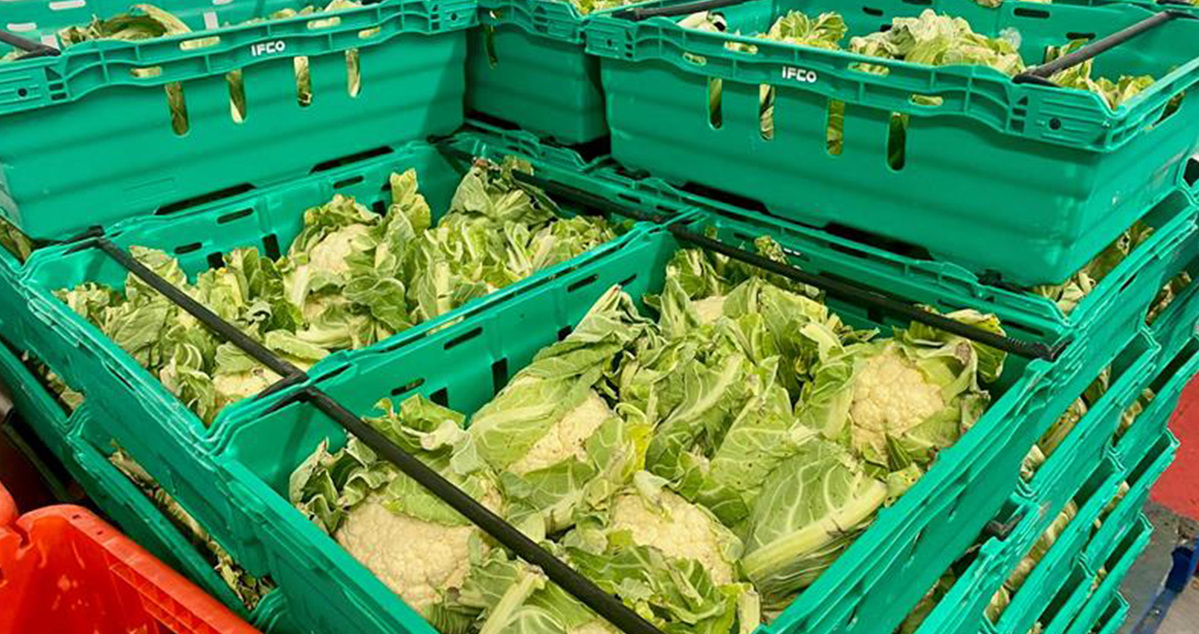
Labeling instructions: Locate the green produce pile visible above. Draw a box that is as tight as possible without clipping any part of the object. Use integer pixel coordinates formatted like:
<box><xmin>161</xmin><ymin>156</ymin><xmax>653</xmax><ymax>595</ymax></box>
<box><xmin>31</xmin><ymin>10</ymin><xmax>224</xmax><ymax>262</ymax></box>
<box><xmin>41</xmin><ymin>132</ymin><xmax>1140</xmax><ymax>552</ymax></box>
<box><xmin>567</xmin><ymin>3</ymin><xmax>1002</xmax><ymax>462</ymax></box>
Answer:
<box><xmin>55</xmin><ymin>158</ymin><xmax>617</xmax><ymax>425</ymax></box>
<box><xmin>290</xmin><ymin>242</ymin><xmax>1007</xmax><ymax>633</ymax></box>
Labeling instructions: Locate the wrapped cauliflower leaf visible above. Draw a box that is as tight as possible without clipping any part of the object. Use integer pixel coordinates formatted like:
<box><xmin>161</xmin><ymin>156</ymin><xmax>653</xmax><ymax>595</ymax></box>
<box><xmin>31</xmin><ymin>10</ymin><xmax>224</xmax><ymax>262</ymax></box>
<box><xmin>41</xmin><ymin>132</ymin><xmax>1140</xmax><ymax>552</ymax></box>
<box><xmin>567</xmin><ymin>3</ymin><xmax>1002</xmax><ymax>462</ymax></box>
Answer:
<box><xmin>290</xmin><ymin>396</ymin><xmax>499</xmax><ymax>631</ymax></box>
<box><xmin>562</xmin><ymin>471</ymin><xmax>761</xmax><ymax>634</ymax></box>
<box><xmin>470</xmin><ymin>288</ymin><xmax>653</xmax><ymax>536</ymax></box>
<box><xmin>801</xmin><ymin>310</ymin><xmax>1005</xmax><ymax>472</ymax></box>
<box><xmin>739</xmin><ymin>438</ymin><xmax>889</xmax><ymax>613</ymax></box>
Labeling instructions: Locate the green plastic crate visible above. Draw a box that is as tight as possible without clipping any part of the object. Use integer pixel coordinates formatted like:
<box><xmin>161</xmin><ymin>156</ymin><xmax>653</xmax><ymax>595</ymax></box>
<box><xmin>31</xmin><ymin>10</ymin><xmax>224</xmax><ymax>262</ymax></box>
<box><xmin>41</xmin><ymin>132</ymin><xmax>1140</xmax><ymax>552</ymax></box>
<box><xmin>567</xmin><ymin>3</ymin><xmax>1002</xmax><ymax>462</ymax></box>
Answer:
<box><xmin>209</xmin><ymin>201</ymin><xmax>1125</xmax><ymax>634</ymax></box>
<box><xmin>914</xmin><ymin>331</ymin><xmax>1158</xmax><ymax>634</ymax></box>
<box><xmin>586</xmin><ymin>0</ymin><xmax>1199</xmax><ymax>285</ymax></box>
<box><xmin>1114</xmin><ymin>338</ymin><xmax>1199</xmax><ymax>469</ymax></box>
<box><xmin>1087</xmin><ymin>431</ymin><xmax>1178</xmax><ymax>567</ymax></box>
<box><xmin>0</xmin><ymin>0</ymin><xmax>474</xmax><ymax>240</ymax></box>
<box><xmin>1148</xmin><ymin>268</ymin><xmax>1199</xmax><ymax>361</ymax></box>
<box><xmin>0</xmin><ymin>0</ymin><xmax>365</xmax><ymax>34</ymax></box>
<box><xmin>981</xmin><ymin>557</ymin><xmax>1095</xmax><ymax>634</ymax></box>
<box><xmin>8</xmin><ymin>132</ymin><xmax>678</xmax><ymax>574</ymax></box>
<box><xmin>1080</xmin><ymin>592</ymin><xmax>1129</xmax><ymax>634</ymax></box>
<box><xmin>465</xmin><ymin>0</ymin><xmax>694</xmax><ymax>145</ymax></box>
<box><xmin>466</xmin><ymin>0</ymin><xmax>605</xmax><ymax>145</ymax></box>
<box><xmin>0</xmin><ymin>334</ymin><xmax>75</xmax><ymax>464</ymax></box>
<box><xmin>1068</xmin><ymin>514</ymin><xmax>1155</xmax><ymax>634</ymax></box>
<box><xmin>631</xmin><ymin>163</ymin><xmax>1199</xmax><ymax>366</ymax></box>
<box><xmin>62</xmin><ymin>407</ymin><xmax>297</xmax><ymax>632</ymax></box>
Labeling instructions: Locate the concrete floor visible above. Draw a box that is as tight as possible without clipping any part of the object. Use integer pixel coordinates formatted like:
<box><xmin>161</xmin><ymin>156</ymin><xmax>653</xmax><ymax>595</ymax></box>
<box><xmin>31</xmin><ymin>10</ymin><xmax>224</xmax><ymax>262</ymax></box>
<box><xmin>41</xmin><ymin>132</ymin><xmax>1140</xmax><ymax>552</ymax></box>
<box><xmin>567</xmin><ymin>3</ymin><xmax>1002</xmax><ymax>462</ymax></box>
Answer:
<box><xmin>1119</xmin><ymin>501</ymin><xmax>1198</xmax><ymax>634</ymax></box>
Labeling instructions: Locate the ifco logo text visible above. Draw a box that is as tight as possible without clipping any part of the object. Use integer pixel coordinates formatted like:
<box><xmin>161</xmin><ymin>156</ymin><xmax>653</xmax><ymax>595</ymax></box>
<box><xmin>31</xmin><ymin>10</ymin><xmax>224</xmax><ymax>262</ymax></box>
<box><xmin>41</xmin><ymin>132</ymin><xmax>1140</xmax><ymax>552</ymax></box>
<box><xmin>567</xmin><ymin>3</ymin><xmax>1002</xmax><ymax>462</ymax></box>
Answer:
<box><xmin>250</xmin><ymin>40</ymin><xmax>287</xmax><ymax>57</ymax></box>
<box><xmin>781</xmin><ymin>66</ymin><xmax>818</xmax><ymax>83</ymax></box>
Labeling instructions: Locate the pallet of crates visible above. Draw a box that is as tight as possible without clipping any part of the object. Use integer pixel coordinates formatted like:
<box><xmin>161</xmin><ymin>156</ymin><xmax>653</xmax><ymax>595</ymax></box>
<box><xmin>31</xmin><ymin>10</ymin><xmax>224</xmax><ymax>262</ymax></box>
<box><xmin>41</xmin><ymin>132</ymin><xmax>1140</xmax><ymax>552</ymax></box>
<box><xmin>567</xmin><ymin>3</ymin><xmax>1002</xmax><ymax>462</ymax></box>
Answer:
<box><xmin>194</xmin><ymin>157</ymin><xmax>1198</xmax><ymax>634</ymax></box>
<box><xmin>584</xmin><ymin>0</ymin><xmax>1199</xmax><ymax>287</ymax></box>
<box><xmin>0</xmin><ymin>129</ymin><xmax>692</xmax><ymax>633</ymax></box>
<box><xmin>0</xmin><ymin>338</ymin><xmax>298</xmax><ymax>631</ymax></box>
<box><xmin>0</xmin><ymin>0</ymin><xmax>474</xmax><ymax>241</ymax></box>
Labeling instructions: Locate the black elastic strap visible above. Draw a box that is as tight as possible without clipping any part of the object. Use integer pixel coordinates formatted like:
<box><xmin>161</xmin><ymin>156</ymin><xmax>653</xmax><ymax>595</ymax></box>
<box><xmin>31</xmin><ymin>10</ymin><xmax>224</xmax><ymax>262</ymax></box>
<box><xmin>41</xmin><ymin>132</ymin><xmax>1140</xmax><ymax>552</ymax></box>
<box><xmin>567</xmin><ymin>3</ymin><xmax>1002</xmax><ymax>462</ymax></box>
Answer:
<box><xmin>0</xmin><ymin>30</ymin><xmax>60</xmax><ymax>60</ymax></box>
<box><xmin>94</xmin><ymin>238</ymin><xmax>302</xmax><ymax>378</ymax></box>
<box><xmin>493</xmin><ymin>163</ymin><xmax>1064</xmax><ymax>362</ymax></box>
<box><xmin>293</xmin><ymin>388</ymin><xmax>665</xmax><ymax>634</ymax></box>
<box><xmin>1015</xmin><ymin>10</ymin><xmax>1194</xmax><ymax>84</ymax></box>
<box><xmin>86</xmin><ymin>237</ymin><xmax>665</xmax><ymax>634</ymax></box>
<box><xmin>614</xmin><ymin>0</ymin><xmax>752</xmax><ymax>21</ymax></box>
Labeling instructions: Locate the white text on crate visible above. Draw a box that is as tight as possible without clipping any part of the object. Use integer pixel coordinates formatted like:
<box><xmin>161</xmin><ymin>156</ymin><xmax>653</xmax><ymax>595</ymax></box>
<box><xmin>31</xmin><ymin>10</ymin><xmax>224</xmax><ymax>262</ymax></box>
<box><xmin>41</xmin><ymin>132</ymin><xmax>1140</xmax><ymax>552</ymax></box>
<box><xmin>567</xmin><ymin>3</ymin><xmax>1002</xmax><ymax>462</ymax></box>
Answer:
<box><xmin>250</xmin><ymin>41</ymin><xmax>288</xmax><ymax>57</ymax></box>
<box><xmin>781</xmin><ymin>67</ymin><xmax>818</xmax><ymax>83</ymax></box>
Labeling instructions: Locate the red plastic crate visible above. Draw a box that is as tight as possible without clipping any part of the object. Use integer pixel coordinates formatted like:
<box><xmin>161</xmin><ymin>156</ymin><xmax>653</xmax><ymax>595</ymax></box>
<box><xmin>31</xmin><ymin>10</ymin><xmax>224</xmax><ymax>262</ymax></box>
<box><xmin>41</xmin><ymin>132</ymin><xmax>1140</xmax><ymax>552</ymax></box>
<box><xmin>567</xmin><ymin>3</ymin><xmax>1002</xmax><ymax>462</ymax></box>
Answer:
<box><xmin>0</xmin><ymin>480</ymin><xmax>258</xmax><ymax>634</ymax></box>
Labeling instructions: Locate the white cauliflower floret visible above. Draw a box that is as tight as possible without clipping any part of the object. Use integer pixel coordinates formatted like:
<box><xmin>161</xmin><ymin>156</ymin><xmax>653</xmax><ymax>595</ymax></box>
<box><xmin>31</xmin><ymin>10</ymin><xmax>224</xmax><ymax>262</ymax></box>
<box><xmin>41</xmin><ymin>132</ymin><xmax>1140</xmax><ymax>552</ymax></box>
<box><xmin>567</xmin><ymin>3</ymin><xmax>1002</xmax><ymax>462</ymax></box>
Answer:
<box><xmin>307</xmin><ymin>222</ymin><xmax>371</xmax><ymax>275</ymax></box>
<box><xmin>212</xmin><ymin>367</ymin><xmax>280</xmax><ymax>405</ymax></box>
<box><xmin>574</xmin><ymin>621</ymin><xmax>620</xmax><ymax>634</ymax></box>
<box><xmin>849</xmin><ymin>345</ymin><xmax>943</xmax><ymax>436</ymax></box>
<box><xmin>509</xmin><ymin>390</ymin><xmax>612</xmax><ymax>476</ymax></box>
<box><xmin>335</xmin><ymin>497</ymin><xmax>478</xmax><ymax>615</ymax></box>
<box><xmin>692</xmin><ymin>295</ymin><xmax>727</xmax><ymax>325</ymax></box>
<box><xmin>609</xmin><ymin>487</ymin><xmax>735</xmax><ymax>585</ymax></box>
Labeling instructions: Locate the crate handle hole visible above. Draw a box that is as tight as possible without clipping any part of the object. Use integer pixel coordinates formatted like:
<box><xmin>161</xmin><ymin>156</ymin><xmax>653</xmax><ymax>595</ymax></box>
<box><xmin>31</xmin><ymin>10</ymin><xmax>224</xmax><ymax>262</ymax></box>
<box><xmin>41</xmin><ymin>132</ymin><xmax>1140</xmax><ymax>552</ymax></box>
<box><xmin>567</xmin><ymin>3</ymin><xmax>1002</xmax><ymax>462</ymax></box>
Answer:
<box><xmin>391</xmin><ymin>378</ymin><xmax>425</xmax><ymax>397</ymax></box>
<box><xmin>444</xmin><ymin>326</ymin><xmax>482</xmax><ymax>350</ymax></box>
<box><xmin>760</xmin><ymin>84</ymin><xmax>775</xmax><ymax>141</ymax></box>
<box><xmin>861</xmin><ymin>6</ymin><xmax>883</xmax><ymax>16</ymax></box>
<box><xmin>333</xmin><ymin>175</ymin><xmax>365</xmax><ymax>189</ymax></box>
<box><xmin>1014</xmin><ymin>7</ymin><xmax>1050</xmax><ymax>18</ymax></box>
<box><xmin>180</xmin><ymin>36</ymin><xmax>220</xmax><ymax>51</ymax></box>
<box><xmin>217</xmin><ymin>209</ymin><xmax>252</xmax><ymax>224</ymax></box>
<box><xmin>165</xmin><ymin>82</ymin><xmax>189</xmax><ymax>136</ymax></box>
<box><xmin>308</xmin><ymin>16</ymin><xmax>341</xmax><ymax>30</ymax></box>
<box><xmin>826</xmin><ymin>99</ymin><xmax>844</xmax><ymax>156</ymax></box>
<box><xmin>345</xmin><ymin>49</ymin><xmax>362</xmax><ymax>97</ymax></box>
<box><xmin>887</xmin><ymin>112</ymin><xmax>907</xmax><ymax>171</ymax></box>
<box><xmin>294</xmin><ymin>57</ymin><xmax>312</xmax><ymax>108</ymax></box>
<box><xmin>567</xmin><ymin>274</ymin><xmax>598</xmax><ymax>293</ymax></box>
<box><xmin>708</xmin><ymin>77</ymin><xmax>723</xmax><ymax>129</ymax></box>
<box><xmin>227</xmin><ymin>70</ymin><xmax>246</xmax><ymax>123</ymax></box>
<box><xmin>174</xmin><ymin>242</ymin><xmax>202</xmax><ymax>255</ymax></box>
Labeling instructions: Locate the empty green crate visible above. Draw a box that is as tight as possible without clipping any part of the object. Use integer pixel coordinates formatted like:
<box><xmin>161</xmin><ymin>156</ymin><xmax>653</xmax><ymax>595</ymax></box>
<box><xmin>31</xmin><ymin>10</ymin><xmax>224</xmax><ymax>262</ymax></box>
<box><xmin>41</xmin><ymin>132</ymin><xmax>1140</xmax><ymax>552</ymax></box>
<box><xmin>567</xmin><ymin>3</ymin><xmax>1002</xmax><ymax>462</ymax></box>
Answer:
<box><xmin>0</xmin><ymin>0</ymin><xmax>474</xmax><ymax>240</ymax></box>
<box><xmin>7</xmin><ymin>132</ymin><xmax>680</xmax><ymax>574</ymax></box>
<box><xmin>586</xmin><ymin>0</ymin><xmax>1199</xmax><ymax>285</ymax></box>
<box><xmin>1069</xmin><ymin>514</ymin><xmax>1155</xmax><ymax>634</ymax></box>
<box><xmin>466</xmin><ymin>0</ymin><xmax>603</xmax><ymax>145</ymax></box>
<box><xmin>63</xmin><ymin>406</ymin><xmax>296</xmax><ymax>632</ymax></box>
<box><xmin>209</xmin><ymin>200</ymin><xmax>1126</xmax><ymax>634</ymax></box>
<box><xmin>1114</xmin><ymin>337</ymin><xmax>1199</xmax><ymax>469</ymax></box>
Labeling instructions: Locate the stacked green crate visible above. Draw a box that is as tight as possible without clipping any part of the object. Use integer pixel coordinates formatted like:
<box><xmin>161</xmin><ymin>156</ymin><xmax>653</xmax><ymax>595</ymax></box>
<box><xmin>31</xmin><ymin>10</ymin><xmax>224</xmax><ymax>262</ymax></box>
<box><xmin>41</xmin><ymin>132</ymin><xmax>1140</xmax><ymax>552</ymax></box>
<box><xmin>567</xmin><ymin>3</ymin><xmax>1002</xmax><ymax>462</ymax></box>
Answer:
<box><xmin>0</xmin><ymin>130</ymin><xmax>692</xmax><ymax>627</ymax></box>
<box><xmin>203</xmin><ymin>173</ymin><xmax>1196</xmax><ymax>634</ymax></box>
<box><xmin>0</xmin><ymin>0</ymin><xmax>475</xmax><ymax>240</ymax></box>
<box><xmin>585</xmin><ymin>0</ymin><xmax>1199</xmax><ymax>286</ymax></box>
<box><xmin>0</xmin><ymin>340</ymin><xmax>298</xmax><ymax>631</ymax></box>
